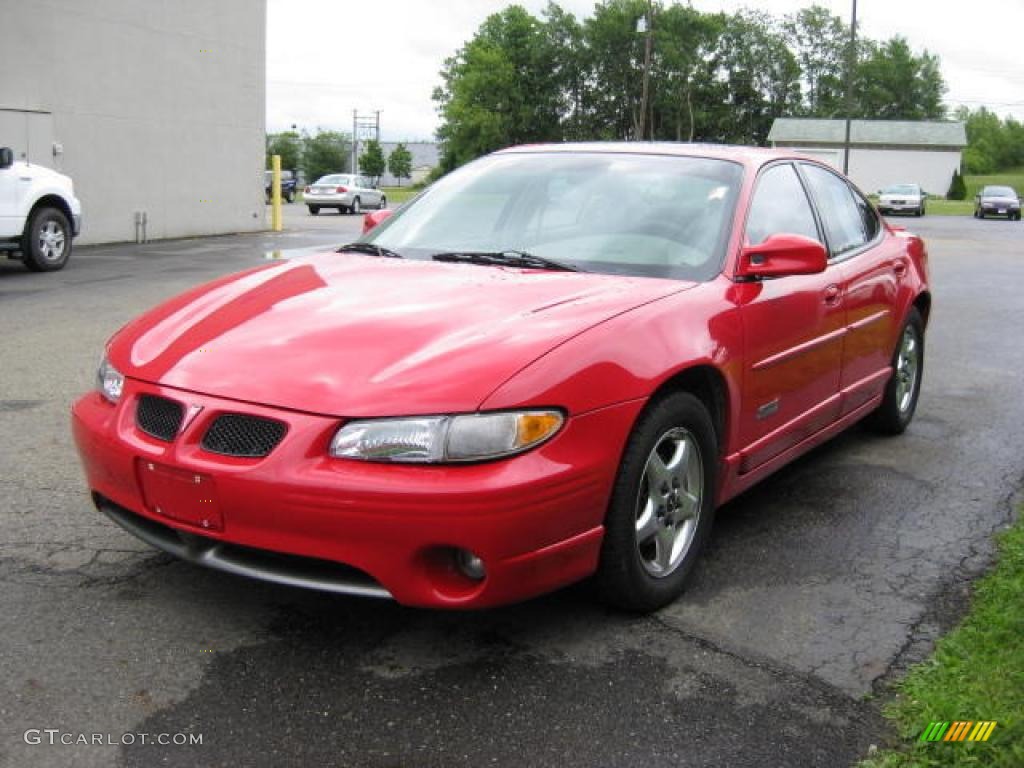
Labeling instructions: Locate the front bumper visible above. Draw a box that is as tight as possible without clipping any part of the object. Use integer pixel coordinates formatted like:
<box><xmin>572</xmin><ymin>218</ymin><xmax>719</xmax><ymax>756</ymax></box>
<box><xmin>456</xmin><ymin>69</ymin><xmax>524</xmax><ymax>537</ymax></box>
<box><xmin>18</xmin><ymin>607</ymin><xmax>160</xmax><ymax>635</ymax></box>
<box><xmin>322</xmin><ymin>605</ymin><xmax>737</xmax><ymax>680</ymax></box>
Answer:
<box><xmin>72</xmin><ymin>380</ymin><xmax>638</xmax><ymax>608</ymax></box>
<box><xmin>878</xmin><ymin>201</ymin><xmax>921</xmax><ymax>214</ymax></box>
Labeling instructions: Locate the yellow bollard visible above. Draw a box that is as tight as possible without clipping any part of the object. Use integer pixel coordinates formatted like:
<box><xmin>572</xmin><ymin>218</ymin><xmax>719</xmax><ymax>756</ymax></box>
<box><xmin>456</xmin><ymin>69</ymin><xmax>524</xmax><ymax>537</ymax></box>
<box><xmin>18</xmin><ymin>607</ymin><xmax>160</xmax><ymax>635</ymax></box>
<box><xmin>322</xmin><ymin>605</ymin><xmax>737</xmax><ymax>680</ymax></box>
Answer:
<box><xmin>271</xmin><ymin>155</ymin><xmax>283</xmax><ymax>232</ymax></box>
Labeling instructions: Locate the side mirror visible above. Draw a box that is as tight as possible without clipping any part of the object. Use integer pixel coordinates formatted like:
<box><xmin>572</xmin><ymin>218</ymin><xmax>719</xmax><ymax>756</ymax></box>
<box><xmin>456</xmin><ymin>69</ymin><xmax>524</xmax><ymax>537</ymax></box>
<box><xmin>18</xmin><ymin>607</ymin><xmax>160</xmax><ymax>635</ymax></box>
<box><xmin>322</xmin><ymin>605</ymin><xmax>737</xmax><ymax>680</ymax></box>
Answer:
<box><xmin>0</xmin><ymin>147</ymin><xmax>13</xmax><ymax>169</ymax></box>
<box><xmin>737</xmin><ymin>234</ymin><xmax>828</xmax><ymax>279</ymax></box>
<box><xmin>362</xmin><ymin>208</ymin><xmax>393</xmax><ymax>235</ymax></box>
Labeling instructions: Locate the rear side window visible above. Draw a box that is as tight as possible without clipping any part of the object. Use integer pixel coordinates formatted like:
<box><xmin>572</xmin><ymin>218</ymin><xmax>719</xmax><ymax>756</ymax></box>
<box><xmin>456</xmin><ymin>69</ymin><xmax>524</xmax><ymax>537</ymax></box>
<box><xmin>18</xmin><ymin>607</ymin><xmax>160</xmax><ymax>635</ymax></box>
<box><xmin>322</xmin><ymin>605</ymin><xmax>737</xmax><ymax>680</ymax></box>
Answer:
<box><xmin>852</xmin><ymin>188</ymin><xmax>880</xmax><ymax>242</ymax></box>
<box><xmin>801</xmin><ymin>164</ymin><xmax>867</xmax><ymax>256</ymax></box>
<box><xmin>745</xmin><ymin>164</ymin><xmax>820</xmax><ymax>246</ymax></box>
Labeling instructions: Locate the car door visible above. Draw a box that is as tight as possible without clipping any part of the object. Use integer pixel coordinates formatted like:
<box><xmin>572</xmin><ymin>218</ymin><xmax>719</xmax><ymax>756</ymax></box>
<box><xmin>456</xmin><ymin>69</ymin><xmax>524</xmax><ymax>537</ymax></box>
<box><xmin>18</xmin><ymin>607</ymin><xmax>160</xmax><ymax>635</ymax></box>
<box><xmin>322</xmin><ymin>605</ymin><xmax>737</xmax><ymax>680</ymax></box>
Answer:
<box><xmin>736</xmin><ymin>162</ymin><xmax>845</xmax><ymax>472</ymax></box>
<box><xmin>799</xmin><ymin>163</ymin><xmax>897</xmax><ymax>416</ymax></box>
<box><xmin>360</xmin><ymin>175</ymin><xmax>380</xmax><ymax>207</ymax></box>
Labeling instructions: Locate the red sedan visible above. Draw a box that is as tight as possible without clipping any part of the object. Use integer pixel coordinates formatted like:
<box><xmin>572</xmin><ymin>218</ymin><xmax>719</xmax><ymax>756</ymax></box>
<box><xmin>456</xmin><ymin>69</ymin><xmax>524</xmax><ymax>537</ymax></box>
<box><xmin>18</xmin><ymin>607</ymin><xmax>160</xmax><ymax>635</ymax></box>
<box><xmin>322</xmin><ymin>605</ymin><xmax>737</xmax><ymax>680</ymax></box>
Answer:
<box><xmin>72</xmin><ymin>144</ymin><xmax>930</xmax><ymax>611</ymax></box>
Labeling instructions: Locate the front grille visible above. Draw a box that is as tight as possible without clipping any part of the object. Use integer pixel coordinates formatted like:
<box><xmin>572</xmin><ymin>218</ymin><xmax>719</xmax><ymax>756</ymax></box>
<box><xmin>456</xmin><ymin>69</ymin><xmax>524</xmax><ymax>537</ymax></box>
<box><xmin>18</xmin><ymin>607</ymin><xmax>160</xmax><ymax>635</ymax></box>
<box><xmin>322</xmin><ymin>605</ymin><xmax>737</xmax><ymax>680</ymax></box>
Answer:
<box><xmin>136</xmin><ymin>394</ymin><xmax>185</xmax><ymax>441</ymax></box>
<box><xmin>201</xmin><ymin>413</ymin><xmax>287</xmax><ymax>458</ymax></box>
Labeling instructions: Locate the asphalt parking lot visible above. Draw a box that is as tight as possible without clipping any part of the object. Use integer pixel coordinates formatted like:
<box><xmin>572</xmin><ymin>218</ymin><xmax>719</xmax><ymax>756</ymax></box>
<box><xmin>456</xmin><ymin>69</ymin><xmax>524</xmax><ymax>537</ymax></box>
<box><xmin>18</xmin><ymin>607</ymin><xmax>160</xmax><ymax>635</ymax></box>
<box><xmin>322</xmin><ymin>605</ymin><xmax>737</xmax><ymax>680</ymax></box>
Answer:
<box><xmin>1</xmin><ymin>212</ymin><xmax>1022</xmax><ymax>767</ymax></box>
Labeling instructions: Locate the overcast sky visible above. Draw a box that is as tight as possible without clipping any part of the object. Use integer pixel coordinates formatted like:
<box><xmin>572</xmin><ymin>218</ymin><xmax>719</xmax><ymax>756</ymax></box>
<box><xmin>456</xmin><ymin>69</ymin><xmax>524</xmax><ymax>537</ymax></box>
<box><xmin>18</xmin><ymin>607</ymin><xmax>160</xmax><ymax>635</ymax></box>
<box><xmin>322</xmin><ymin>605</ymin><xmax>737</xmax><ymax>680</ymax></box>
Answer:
<box><xmin>266</xmin><ymin>0</ymin><xmax>1024</xmax><ymax>140</ymax></box>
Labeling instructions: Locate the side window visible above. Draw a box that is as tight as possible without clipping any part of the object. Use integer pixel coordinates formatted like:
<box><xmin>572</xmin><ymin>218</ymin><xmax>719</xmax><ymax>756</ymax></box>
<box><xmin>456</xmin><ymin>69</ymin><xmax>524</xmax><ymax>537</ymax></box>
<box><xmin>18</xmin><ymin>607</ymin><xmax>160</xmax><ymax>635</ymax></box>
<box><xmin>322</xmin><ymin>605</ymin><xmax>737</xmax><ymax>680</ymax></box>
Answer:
<box><xmin>851</xmin><ymin>186</ymin><xmax>880</xmax><ymax>242</ymax></box>
<box><xmin>801</xmin><ymin>164</ymin><xmax>867</xmax><ymax>257</ymax></box>
<box><xmin>745</xmin><ymin>164</ymin><xmax>820</xmax><ymax>246</ymax></box>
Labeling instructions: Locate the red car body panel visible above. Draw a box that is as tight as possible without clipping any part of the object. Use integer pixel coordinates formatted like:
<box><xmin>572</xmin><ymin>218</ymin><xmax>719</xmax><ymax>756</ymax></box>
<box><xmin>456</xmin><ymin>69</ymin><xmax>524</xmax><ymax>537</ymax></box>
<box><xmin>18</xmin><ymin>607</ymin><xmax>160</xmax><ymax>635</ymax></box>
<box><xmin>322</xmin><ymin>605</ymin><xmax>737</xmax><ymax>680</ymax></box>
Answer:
<box><xmin>72</xmin><ymin>144</ymin><xmax>930</xmax><ymax>608</ymax></box>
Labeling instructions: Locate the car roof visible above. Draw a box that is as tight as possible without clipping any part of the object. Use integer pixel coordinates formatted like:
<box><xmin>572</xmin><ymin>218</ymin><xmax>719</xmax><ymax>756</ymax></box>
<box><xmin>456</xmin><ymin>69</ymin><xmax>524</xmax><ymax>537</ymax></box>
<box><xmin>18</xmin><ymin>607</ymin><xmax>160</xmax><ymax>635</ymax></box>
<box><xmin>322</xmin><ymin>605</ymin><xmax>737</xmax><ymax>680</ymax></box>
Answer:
<box><xmin>497</xmin><ymin>141</ymin><xmax>804</xmax><ymax>168</ymax></box>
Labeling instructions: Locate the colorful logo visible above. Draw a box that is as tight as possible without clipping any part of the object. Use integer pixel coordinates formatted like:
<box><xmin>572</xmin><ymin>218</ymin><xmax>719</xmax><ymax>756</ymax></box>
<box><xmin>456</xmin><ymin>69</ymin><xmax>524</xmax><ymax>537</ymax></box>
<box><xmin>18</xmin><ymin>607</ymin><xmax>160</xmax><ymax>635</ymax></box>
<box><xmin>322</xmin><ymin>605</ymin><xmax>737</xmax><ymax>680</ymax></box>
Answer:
<box><xmin>920</xmin><ymin>721</ymin><xmax>997</xmax><ymax>742</ymax></box>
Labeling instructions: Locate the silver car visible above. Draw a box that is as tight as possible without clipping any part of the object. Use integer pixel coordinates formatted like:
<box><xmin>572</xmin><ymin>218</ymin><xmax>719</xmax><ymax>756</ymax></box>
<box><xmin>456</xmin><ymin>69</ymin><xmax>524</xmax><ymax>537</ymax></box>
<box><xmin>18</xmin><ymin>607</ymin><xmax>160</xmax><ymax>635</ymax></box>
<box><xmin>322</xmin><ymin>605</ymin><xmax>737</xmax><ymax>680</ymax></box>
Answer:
<box><xmin>304</xmin><ymin>174</ymin><xmax>386</xmax><ymax>215</ymax></box>
<box><xmin>877</xmin><ymin>184</ymin><xmax>926</xmax><ymax>217</ymax></box>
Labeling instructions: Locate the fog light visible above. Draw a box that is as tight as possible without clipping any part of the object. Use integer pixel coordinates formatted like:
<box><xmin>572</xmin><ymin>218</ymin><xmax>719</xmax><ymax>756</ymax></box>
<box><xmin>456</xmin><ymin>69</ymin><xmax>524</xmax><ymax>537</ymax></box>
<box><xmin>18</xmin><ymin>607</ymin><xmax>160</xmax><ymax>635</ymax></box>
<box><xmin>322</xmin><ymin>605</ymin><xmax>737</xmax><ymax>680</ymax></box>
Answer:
<box><xmin>454</xmin><ymin>549</ymin><xmax>486</xmax><ymax>581</ymax></box>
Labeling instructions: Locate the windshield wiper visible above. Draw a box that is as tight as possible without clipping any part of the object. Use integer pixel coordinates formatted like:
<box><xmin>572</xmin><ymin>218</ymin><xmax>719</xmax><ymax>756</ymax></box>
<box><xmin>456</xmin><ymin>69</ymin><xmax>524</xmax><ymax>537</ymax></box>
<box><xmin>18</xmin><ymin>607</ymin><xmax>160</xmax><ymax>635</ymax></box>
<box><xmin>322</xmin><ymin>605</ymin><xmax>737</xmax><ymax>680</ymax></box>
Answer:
<box><xmin>431</xmin><ymin>249</ymin><xmax>579</xmax><ymax>272</ymax></box>
<box><xmin>336</xmin><ymin>242</ymin><xmax>403</xmax><ymax>259</ymax></box>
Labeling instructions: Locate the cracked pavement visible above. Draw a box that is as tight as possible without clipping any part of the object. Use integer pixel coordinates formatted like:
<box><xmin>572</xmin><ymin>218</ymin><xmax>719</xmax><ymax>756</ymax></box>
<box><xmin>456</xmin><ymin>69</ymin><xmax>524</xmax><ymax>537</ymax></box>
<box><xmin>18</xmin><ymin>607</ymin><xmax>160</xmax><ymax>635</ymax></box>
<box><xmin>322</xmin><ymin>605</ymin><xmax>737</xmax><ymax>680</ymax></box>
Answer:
<box><xmin>1</xmin><ymin>210</ymin><xmax>1022</xmax><ymax>767</ymax></box>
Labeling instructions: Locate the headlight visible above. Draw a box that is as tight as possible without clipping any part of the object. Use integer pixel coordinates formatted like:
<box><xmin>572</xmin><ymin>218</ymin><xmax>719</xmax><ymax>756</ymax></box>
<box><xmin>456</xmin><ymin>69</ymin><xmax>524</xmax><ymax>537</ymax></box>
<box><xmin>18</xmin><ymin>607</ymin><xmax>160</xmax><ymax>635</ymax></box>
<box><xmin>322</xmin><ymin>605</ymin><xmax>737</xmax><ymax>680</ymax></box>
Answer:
<box><xmin>96</xmin><ymin>355</ymin><xmax>124</xmax><ymax>403</ymax></box>
<box><xmin>329</xmin><ymin>410</ymin><xmax>564</xmax><ymax>463</ymax></box>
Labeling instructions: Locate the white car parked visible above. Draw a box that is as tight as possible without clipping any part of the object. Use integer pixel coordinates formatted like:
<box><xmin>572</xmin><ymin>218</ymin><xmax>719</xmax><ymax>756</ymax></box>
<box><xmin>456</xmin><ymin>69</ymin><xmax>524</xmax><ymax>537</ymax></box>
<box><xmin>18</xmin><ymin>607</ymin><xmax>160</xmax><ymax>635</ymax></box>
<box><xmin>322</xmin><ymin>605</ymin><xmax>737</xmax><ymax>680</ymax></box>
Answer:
<box><xmin>877</xmin><ymin>183</ymin><xmax>926</xmax><ymax>217</ymax></box>
<box><xmin>0</xmin><ymin>146</ymin><xmax>82</xmax><ymax>271</ymax></box>
<box><xmin>304</xmin><ymin>174</ymin><xmax>385</xmax><ymax>215</ymax></box>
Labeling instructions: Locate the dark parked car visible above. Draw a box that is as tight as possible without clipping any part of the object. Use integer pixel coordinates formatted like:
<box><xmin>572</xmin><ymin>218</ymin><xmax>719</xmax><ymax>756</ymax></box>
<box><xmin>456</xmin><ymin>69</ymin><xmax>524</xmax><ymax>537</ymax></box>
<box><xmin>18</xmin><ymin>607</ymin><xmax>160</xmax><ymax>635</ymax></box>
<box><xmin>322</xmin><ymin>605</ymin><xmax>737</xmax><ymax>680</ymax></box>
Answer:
<box><xmin>974</xmin><ymin>185</ymin><xmax>1020</xmax><ymax>220</ymax></box>
<box><xmin>265</xmin><ymin>170</ymin><xmax>297</xmax><ymax>204</ymax></box>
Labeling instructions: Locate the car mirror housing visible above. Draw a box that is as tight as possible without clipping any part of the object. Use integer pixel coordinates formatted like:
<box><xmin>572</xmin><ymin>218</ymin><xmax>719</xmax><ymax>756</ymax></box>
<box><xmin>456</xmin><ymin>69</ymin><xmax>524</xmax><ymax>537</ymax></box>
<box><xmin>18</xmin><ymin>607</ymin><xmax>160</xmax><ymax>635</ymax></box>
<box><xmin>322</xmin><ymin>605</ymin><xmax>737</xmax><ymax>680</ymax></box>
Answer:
<box><xmin>362</xmin><ymin>208</ymin><xmax>393</xmax><ymax>235</ymax></box>
<box><xmin>737</xmin><ymin>234</ymin><xmax>828</xmax><ymax>280</ymax></box>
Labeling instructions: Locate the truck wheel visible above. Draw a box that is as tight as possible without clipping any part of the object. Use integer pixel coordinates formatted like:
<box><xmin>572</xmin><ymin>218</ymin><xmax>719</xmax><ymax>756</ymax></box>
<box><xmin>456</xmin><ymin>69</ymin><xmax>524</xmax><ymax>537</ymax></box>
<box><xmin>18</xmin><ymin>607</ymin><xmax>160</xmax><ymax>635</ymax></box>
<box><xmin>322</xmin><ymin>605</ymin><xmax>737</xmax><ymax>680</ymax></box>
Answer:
<box><xmin>22</xmin><ymin>207</ymin><xmax>71</xmax><ymax>272</ymax></box>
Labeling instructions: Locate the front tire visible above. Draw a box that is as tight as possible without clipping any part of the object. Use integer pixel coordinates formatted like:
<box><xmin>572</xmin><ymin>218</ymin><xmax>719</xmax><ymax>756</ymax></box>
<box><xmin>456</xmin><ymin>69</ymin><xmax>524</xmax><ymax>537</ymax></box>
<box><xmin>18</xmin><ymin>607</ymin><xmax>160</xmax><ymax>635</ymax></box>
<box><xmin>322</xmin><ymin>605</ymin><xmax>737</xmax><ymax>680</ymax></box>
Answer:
<box><xmin>597</xmin><ymin>391</ymin><xmax>717</xmax><ymax>612</ymax></box>
<box><xmin>350</xmin><ymin>197</ymin><xmax>362</xmax><ymax>215</ymax></box>
<box><xmin>866</xmin><ymin>307</ymin><xmax>924</xmax><ymax>435</ymax></box>
<box><xmin>379</xmin><ymin>196</ymin><xmax>387</xmax><ymax>210</ymax></box>
<box><xmin>285</xmin><ymin>189</ymin><xmax>295</xmax><ymax>203</ymax></box>
<box><xmin>22</xmin><ymin>206</ymin><xmax>71</xmax><ymax>272</ymax></box>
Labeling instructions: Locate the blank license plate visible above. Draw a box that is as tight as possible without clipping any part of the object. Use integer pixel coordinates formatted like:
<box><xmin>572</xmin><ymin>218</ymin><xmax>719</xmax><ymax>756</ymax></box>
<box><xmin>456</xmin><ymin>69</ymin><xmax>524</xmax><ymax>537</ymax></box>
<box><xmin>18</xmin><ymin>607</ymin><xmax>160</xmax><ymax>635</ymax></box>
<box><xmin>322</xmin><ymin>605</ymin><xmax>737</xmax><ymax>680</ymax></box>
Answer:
<box><xmin>137</xmin><ymin>460</ymin><xmax>223</xmax><ymax>531</ymax></box>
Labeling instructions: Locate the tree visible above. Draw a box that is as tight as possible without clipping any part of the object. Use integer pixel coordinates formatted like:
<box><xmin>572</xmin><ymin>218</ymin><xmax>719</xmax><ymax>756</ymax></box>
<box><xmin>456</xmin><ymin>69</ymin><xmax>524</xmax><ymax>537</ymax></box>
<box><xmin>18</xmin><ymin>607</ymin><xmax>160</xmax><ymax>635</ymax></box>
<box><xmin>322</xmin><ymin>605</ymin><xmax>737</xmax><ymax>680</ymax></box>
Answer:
<box><xmin>783</xmin><ymin>5</ymin><xmax>847</xmax><ymax>116</ymax></box>
<box><xmin>302</xmin><ymin>130</ymin><xmax>351</xmax><ymax>182</ymax></box>
<box><xmin>854</xmin><ymin>37</ymin><xmax>945</xmax><ymax>120</ymax></box>
<box><xmin>265</xmin><ymin>131</ymin><xmax>302</xmax><ymax>172</ymax></box>
<box><xmin>360</xmin><ymin>139</ymin><xmax>387</xmax><ymax>182</ymax></box>
<box><xmin>387</xmin><ymin>143</ymin><xmax>413</xmax><ymax>186</ymax></box>
<box><xmin>947</xmin><ymin>169</ymin><xmax>966</xmax><ymax>200</ymax></box>
<box><xmin>434</xmin><ymin>5</ymin><xmax>563</xmax><ymax>167</ymax></box>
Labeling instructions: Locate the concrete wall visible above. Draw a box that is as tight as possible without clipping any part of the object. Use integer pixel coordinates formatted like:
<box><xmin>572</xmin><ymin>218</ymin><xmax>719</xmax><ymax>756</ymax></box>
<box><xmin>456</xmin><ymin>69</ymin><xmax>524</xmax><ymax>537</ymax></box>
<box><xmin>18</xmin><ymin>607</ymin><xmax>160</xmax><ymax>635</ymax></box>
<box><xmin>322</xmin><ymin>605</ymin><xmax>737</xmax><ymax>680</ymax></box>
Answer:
<box><xmin>0</xmin><ymin>0</ymin><xmax>266</xmax><ymax>244</ymax></box>
<box><xmin>784</xmin><ymin>145</ymin><xmax>962</xmax><ymax>198</ymax></box>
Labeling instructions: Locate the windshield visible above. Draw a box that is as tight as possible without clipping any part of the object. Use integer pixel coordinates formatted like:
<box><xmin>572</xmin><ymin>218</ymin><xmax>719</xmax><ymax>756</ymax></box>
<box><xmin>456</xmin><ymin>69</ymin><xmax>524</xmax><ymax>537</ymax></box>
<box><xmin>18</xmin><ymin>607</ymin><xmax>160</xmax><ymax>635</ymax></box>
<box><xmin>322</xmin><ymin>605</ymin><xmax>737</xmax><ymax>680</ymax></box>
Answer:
<box><xmin>315</xmin><ymin>175</ymin><xmax>348</xmax><ymax>185</ymax></box>
<box><xmin>361</xmin><ymin>152</ymin><xmax>743</xmax><ymax>280</ymax></box>
<box><xmin>982</xmin><ymin>186</ymin><xmax>1016</xmax><ymax>197</ymax></box>
<box><xmin>882</xmin><ymin>185</ymin><xmax>918</xmax><ymax>195</ymax></box>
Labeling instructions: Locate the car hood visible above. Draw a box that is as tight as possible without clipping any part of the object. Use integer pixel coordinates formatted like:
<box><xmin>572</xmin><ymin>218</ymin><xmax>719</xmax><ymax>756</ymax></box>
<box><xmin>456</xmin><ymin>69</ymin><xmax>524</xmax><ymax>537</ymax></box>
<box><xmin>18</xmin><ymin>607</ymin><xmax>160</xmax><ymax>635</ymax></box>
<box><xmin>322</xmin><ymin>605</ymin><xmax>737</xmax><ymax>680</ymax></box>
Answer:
<box><xmin>15</xmin><ymin>161</ymin><xmax>73</xmax><ymax>189</ymax></box>
<box><xmin>109</xmin><ymin>253</ymin><xmax>693</xmax><ymax>416</ymax></box>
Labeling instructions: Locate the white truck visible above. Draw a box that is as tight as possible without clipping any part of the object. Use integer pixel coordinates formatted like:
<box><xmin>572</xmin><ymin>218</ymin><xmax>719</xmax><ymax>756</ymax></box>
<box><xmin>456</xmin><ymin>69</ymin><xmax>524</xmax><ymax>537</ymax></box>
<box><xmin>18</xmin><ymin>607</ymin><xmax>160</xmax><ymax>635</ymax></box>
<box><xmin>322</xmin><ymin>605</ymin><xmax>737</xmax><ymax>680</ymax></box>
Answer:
<box><xmin>0</xmin><ymin>146</ymin><xmax>82</xmax><ymax>271</ymax></box>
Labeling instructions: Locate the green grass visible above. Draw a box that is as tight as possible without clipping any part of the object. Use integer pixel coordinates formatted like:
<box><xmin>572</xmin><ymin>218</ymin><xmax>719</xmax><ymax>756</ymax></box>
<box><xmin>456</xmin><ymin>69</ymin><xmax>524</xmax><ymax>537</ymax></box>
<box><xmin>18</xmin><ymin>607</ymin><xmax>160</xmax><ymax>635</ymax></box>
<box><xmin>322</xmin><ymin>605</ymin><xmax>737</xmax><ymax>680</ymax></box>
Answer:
<box><xmin>379</xmin><ymin>186</ymin><xmax>419</xmax><ymax>204</ymax></box>
<box><xmin>859</xmin><ymin>510</ymin><xmax>1024</xmax><ymax>768</ymax></box>
<box><xmin>923</xmin><ymin>199</ymin><xmax>974</xmax><ymax>216</ymax></box>
<box><xmin>962</xmin><ymin>168</ymin><xmax>1024</xmax><ymax>200</ymax></box>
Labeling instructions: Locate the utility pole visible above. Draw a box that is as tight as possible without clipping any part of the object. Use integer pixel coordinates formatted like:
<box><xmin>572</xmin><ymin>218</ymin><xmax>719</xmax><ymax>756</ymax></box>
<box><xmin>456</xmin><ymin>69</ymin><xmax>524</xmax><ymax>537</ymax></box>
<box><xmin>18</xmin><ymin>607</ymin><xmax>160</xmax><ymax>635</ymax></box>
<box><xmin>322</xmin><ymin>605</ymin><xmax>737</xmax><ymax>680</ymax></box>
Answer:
<box><xmin>636</xmin><ymin>1</ymin><xmax>654</xmax><ymax>141</ymax></box>
<box><xmin>842</xmin><ymin>0</ymin><xmax>858</xmax><ymax>175</ymax></box>
<box><xmin>351</xmin><ymin>110</ymin><xmax>382</xmax><ymax>174</ymax></box>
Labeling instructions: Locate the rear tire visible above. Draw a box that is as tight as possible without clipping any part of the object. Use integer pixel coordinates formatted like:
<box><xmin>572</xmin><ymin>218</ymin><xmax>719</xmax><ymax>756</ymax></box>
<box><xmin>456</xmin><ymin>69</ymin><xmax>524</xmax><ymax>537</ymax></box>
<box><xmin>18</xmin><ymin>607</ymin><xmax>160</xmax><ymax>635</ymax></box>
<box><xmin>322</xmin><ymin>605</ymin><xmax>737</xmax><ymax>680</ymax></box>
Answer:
<box><xmin>22</xmin><ymin>206</ymin><xmax>71</xmax><ymax>272</ymax></box>
<box><xmin>308</xmin><ymin>205</ymin><xmax>320</xmax><ymax>215</ymax></box>
<box><xmin>866</xmin><ymin>307</ymin><xmax>924</xmax><ymax>435</ymax></box>
<box><xmin>597</xmin><ymin>391</ymin><xmax>717</xmax><ymax>612</ymax></box>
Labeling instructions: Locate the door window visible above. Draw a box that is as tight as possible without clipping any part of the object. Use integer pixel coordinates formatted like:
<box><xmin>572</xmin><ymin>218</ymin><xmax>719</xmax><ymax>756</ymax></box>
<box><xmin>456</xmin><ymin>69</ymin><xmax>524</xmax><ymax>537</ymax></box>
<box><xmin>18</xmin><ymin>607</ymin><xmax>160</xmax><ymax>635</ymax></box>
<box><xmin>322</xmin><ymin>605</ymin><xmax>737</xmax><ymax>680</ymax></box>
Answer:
<box><xmin>801</xmin><ymin>164</ymin><xmax>867</xmax><ymax>257</ymax></box>
<box><xmin>745</xmin><ymin>164</ymin><xmax>820</xmax><ymax>246</ymax></box>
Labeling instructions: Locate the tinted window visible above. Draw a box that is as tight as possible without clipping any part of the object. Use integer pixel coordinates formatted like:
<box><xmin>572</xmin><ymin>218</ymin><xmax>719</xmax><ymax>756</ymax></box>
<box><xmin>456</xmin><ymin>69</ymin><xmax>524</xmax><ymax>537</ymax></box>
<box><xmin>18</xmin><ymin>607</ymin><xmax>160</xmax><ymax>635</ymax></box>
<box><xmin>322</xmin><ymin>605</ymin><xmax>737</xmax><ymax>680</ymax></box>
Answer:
<box><xmin>801</xmin><ymin>164</ymin><xmax>866</xmax><ymax>256</ymax></box>
<box><xmin>745</xmin><ymin>164</ymin><xmax>820</xmax><ymax>246</ymax></box>
<box><xmin>983</xmin><ymin>186</ymin><xmax>1016</xmax><ymax>197</ymax></box>
<box><xmin>852</xmin><ymin>188</ymin><xmax>880</xmax><ymax>242</ymax></box>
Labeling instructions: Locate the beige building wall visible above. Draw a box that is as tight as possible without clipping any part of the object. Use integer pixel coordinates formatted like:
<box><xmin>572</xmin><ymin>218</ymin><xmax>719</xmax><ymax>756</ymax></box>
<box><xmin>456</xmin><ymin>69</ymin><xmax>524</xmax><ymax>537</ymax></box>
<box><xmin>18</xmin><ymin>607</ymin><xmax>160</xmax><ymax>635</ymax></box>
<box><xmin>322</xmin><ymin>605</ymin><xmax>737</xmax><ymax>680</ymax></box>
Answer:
<box><xmin>0</xmin><ymin>0</ymin><xmax>266</xmax><ymax>244</ymax></box>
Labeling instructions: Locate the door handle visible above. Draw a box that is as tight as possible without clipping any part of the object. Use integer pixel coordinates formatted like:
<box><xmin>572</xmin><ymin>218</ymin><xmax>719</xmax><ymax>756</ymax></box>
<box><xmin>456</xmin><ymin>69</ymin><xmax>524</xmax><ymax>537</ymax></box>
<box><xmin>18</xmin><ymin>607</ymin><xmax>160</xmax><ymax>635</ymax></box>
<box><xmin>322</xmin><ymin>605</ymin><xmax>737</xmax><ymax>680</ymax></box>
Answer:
<box><xmin>893</xmin><ymin>260</ymin><xmax>908</xmax><ymax>278</ymax></box>
<box><xmin>823</xmin><ymin>284</ymin><xmax>842</xmax><ymax>305</ymax></box>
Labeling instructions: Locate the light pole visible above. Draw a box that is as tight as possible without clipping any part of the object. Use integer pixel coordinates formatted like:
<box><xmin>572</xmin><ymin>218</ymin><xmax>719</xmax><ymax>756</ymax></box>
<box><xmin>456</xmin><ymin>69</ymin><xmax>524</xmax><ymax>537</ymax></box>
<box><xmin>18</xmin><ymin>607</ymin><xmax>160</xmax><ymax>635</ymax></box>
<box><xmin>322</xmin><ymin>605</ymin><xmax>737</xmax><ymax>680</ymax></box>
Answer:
<box><xmin>843</xmin><ymin>0</ymin><xmax>858</xmax><ymax>175</ymax></box>
<box><xmin>636</xmin><ymin>1</ymin><xmax>653</xmax><ymax>141</ymax></box>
